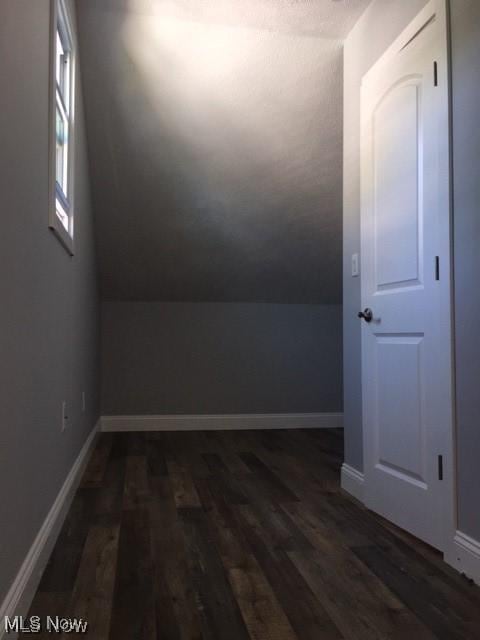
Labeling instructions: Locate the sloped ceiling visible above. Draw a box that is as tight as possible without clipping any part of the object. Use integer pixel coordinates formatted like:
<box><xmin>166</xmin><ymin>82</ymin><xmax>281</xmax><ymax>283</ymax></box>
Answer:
<box><xmin>76</xmin><ymin>0</ymin><xmax>371</xmax><ymax>302</ymax></box>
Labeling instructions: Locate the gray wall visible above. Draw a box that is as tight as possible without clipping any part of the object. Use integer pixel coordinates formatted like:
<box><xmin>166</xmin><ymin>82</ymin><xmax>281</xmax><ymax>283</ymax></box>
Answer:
<box><xmin>450</xmin><ymin>0</ymin><xmax>480</xmax><ymax>541</ymax></box>
<box><xmin>101</xmin><ymin>302</ymin><xmax>342</xmax><ymax>415</ymax></box>
<box><xmin>0</xmin><ymin>0</ymin><xmax>99</xmax><ymax>605</ymax></box>
<box><xmin>342</xmin><ymin>0</ymin><xmax>428</xmax><ymax>471</ymax></box>
<box><xmin>82</xmin><ymin>3</ymin><xmax>349</xmax><ymax>424</ymax></box>
<box><xmin>343</xmin><ymin>0</ymin><xmax>480</xmax><ymax>541</ymax></box>
<box><xmin>75</xmin><ymin>0</ymin><xmax>357</xmax><ymax>304</ymax></box>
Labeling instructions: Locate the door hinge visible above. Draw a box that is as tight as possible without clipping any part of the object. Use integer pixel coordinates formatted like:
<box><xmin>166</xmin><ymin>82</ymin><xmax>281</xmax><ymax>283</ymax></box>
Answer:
<box><xmin>435</xmin><ymin>256</ymin><xmax>440</xmax><ymax>280</ymax></box>
<box><xmin>434</xmin><ymin>61</ymin><xmax>438</xmax><ymax>86</ymax></box>
<box><xmin>438</xmin><ymin>455</ymin><xmax>444</xmax><ymax>481</ymax></box>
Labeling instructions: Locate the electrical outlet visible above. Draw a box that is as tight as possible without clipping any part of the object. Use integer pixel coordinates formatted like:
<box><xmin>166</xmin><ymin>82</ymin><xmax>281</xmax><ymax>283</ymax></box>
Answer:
<box><xmin>82</xmin><ymin>391</ymin><xmax>86</xmax><ymax>413</ymax></box>
<box><xmin>62</xmin><ymin>401</ymin><xmax>68</xmax><ymax>432</ymax></box>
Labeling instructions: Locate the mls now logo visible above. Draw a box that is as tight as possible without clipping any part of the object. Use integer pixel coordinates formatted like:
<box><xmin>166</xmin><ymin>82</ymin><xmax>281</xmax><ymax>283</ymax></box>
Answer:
<box><xmin>4</xmin><ymin>616</ymin><xmax>88</xmax><ymax>634</ymax></box>
<box><xmin>46</xmin><ymin>617</ymin><xmax>88</xmax><ymax>633</ymax></box>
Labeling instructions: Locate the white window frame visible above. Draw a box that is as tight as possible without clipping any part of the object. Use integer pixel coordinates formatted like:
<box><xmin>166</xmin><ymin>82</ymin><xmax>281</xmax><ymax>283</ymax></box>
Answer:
<box><xmin>49</xmin><ymin>0</ymin><xmax>76</xmax><ymax>255</ymax></box>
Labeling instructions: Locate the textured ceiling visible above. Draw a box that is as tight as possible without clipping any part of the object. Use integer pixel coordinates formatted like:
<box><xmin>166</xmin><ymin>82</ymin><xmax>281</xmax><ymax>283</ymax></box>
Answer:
<box><xmin>76</xmin><ymin>0</ymin><xmax>371</xmax><ymax>302</ymax></box>
<box><xmin>79</xmin><ymin>0</ymin><xmax>371</xmax><ymax>38</ymax></box>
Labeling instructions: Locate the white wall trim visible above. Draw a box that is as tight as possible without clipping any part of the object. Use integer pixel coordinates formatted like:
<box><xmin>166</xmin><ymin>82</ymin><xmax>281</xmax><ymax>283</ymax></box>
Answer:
<box><xmin>0</xmin><ymin>421</ymin><xmax>99</xmax><ymax>640</ymax></box>
<box><xmin>101</xmin><ymin>412</ymin><xmax>343</xmax><ymax>432</ymax></box>
<box><xmin>341</xmin><ymin>463</ymin><xmax>365</xmax><ymax>503</ymax></box>
<box><xmin>445</xmin><ymin>531</ymin><xmax>480</xmax><ymax>586</ymax></box>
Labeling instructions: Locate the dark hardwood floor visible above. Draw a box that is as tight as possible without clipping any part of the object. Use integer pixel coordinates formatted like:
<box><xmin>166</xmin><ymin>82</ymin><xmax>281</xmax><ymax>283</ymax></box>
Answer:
<box><xmin>27</xmin><ymin>429</ymin><xmax>480</xmax><ymax>639</ymax></box>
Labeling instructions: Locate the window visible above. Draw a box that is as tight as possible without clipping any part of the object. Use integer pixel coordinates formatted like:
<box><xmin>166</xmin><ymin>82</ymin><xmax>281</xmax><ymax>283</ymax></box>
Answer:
<box><xmin>49</xmin><ymin>0</ymin><xmax>75</xmax><ymax>254</ymax></box>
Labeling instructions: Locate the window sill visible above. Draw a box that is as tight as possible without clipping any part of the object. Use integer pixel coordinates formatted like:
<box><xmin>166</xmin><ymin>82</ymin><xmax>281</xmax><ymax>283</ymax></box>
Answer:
<box><xmin>49</xmin><ymin>215</ymin><xmax>74</xmax><ymax>255</ymax></box>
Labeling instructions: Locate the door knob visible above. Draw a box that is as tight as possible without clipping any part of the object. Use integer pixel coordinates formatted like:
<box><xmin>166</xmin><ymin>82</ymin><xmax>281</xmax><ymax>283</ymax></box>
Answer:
<box><xmin>358</xmin><ymin>308</ymin><xmax>373</xmax><ymax>323</ymax></box>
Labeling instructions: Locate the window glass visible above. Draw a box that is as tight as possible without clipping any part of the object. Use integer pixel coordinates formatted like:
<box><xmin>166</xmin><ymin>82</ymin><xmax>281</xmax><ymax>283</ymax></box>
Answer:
<box><xmin>56</xmin><ymin>31</ymin><xmax>64</xmax><ymax>88</ymax></box>
<box><xmin>55</xmin><ymin>194</ymin><xmax>69</xmax><ymax>232</ymax></box>
<box><xmin>56</xmin><ymin>104</ymin><xmax>68</xmax><ymax>193</ymax></box>
<box><xmin>51</xmin><ymin>0</ymin><xmax>75</xmax><ymax>249</ymax></box>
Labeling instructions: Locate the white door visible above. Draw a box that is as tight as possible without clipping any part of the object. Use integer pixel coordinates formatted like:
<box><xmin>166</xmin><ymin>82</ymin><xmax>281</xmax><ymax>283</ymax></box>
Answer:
<box><xmin>360</xmin><ymin>1</ymin><xmax>453</xmax><ymax>550</ymax></box>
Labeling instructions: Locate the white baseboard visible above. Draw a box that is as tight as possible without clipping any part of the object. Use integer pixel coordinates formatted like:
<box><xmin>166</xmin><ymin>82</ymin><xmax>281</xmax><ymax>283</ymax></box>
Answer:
<box><xmin>445</xmin><ymin>530</ymin><xmax>480</xmax><ymax>586</ymax></box>
<box><xmin>341</xmin><ymin>463</ymin><xmax>365</xmax><ymax>503</ymax></box>
<box><xmin>0</xmin><ymin>421</ymin><xmax>99</xmax><ymax>640</ymax></box>
<box><xmin>101</xmin><ymin>412</ymin><xmax>343</xmax><ymax>432</ymax></box>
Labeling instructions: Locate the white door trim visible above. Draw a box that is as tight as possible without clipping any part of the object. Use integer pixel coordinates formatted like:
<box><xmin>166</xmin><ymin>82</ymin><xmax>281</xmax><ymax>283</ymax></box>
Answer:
<box><xmin>360</xmin><ymin>0</ymin><xmax>456</xmax><ymax>554</ymax></box>
<box><xmin>341</xmin><ymin>464</ymin><xmax>365</xmax><ymax>503</ymax></box>
<box><xmin>446</xmin><ymin>531</ymin><xmax>480</xmax><ymax>586</ymax></box>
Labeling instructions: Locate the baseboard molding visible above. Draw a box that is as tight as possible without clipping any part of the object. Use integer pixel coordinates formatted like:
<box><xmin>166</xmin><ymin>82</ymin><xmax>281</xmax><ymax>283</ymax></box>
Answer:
<box><xmin>0</xmin><ymin>421</ymin><xmax>99</xmax><ymax>640</ymax></box>
<box><xmin>445</xmin><ymin>530</ymin><xmax>480</xmax><ymax>586</ymax></box>
<box><xmin>341</xmin><ymin>463</ymin><xmax>365</xmax><ymax>503</ymax></box>
<box><xmin>101</xmin><ymin>412</ymin><xmax>343</xmax><ymax>432</ymax></box>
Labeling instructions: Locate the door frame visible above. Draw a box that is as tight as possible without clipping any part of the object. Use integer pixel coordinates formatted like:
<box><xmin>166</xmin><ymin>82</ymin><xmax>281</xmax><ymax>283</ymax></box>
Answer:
<box><xmin>359</xmin><ymin>0</ymin><xmax>456</xmax><ymax>555</ymax></box>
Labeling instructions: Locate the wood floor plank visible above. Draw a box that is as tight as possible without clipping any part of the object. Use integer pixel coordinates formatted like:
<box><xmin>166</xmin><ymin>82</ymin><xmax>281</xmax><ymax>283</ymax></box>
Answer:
<box><xmin>149</xmin><ymin>476</ymin><xmax>203</xmax><ymax>640</ymax></box>
<box><xmin>373</xmin><ymin>511</ymin><xmax>480</xmax><ymax>598</ymax></box>
<box><xmin>123</xmin><ymin>454</ymin><xmax>150</xmax><ymax>510</ymax></box>
<box><xmin>146</xmin><ymin>439</ymin><xmax>168</xmax><ymax>478</ymax></box>
<box><xmin>245</xmin><ymin>497</ymin><xmax>314</xmax><ymax>553</ymax></box>
<box><xmin>238</xmin><ymin>452</ymin><xmax>300</xmax><ymax>503</ymax></box>
<box><xmin>235</xmin><ymin>504</ymin><xmax>344</xmax><ymax>640</ymax></box>
<box><xmin>93</xmin><ymin>450</ymin><xmax>126</xmax><ymax>527</ymax></box>
<box><xmin>196</xmin><ymin>477</ymin><xmax>299</xmax><ymax>640</ymax></box>
<box><xmin>324</xmin><ymin>494</ymin><xmax>480</xmax><ymax>612</ymax></box>
<box><xmin>352</xmin><ymin>545</ymin><xmax>480</xmax><ymax>640</ymax></box>
<box><xmin>281</xmin><ymin>502</ymin><xmax>436</xmax><ymax>640</ymax></box>
<box><xmin>36</xmin><ymin>487</ymin><xmax>97</xmax><ymax>592</ymax></box>
<box><xmin>109</xmin><ymin>508</ymin><xmax>157</xmax><ymax>640</ymax></box>
<box><xmin>245</xmin><ymin>440</ymin><xmax>337</xmax><ymax>502</ymax></box>
<box><xmin>64</xmin><ymin>523</ymin><xmax>120</xmax><ymax>640</ymax></box>
<box><xmin>81</xmin><ymin>433</ymin><xmax>113</xmax><ymax>488</ymax></box>
<box><xmin>179</xmin><ymin>507</ymin><xmax>251</xmax><ymax>640</ymax></box>
<box><xmin>170</xmin><ymin>471</ymin><xmax>202</xmax><ymax>508</ymax></box>
<box><xmin>206</xmin><ymin>471</ymin><xmax>250</xmax><ymax>507</ymax></box>
<box><xmin>24</xmin><ymin>429</ymin><xmax>480</xmax><ymax>640</ymax></box>
<box><xmin>275</xmin><ymin>430</ymin><xmax>341</xmax><ymax>479</ymax></box>
<box><xmin>205</xmin><ymin>431</ymin><xmax>254</xmax><ymax>475</ymax></box>
<box><xmin>202</xmin><ymin>452</ymin><xmax>229</xmax><ymax>474</ymax></box>
<box><xmin>126</xmin><ymin>431</ymin><xmax>147</xmax><ymax>456</ymax></box>
<box><xmin>163</xmin><ymin>432</ymin><xmax>210</xmax><ymax>477</ymax></box>
<box><xmin>288</xmin><ymin>548</ymin><xmax>433</xmax><ymax>640</ymax></box>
